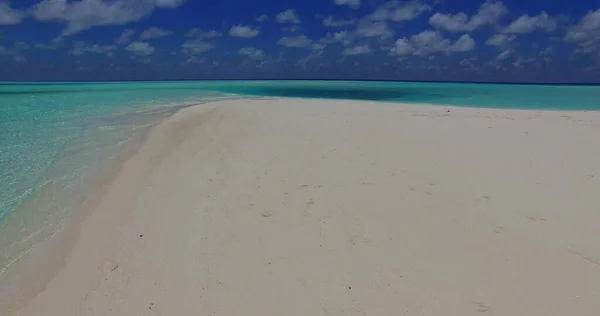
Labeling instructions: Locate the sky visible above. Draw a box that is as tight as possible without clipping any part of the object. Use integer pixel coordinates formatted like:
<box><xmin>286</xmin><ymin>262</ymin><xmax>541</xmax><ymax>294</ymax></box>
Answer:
<box><xmin>1</xmin><ymin>0</ymin><xmax>600</xmax><ymax>82</ymax></box>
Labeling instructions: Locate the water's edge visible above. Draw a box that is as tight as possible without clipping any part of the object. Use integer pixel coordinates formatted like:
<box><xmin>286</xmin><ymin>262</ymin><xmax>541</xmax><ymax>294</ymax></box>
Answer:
<box><xmin>0</xmin><ymin>97</ymin><xmax>250</xmax><ymax>314</ymax></box>
<box><xmin>1</xmin><ymin>87</ymin><xmax>600</xmax><ymax>313</ymax></box>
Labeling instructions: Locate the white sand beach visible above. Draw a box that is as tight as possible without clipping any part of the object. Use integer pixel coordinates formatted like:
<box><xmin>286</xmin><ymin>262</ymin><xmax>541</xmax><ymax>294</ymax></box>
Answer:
<box><xmin>6</xmin><ymin>98</ymin><xmax>600</xmax><ymax>315</ymax></box>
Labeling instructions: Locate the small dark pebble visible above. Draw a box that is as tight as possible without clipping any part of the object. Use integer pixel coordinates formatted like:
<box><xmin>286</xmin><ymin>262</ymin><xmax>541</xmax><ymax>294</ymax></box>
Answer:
<box><xmin>447</xmin><ymin>110</ymin><xmax>451</xmax><ymax>113</ymax></box>
<box><xmin>348</xmin><ymin>286</ymin><xmax>352</xmax><ymax>290</ymax></box>
<box><xmin>140</xmin><ymin>235</ymin><xmax>143</xmax><ymax>238</ymax></box>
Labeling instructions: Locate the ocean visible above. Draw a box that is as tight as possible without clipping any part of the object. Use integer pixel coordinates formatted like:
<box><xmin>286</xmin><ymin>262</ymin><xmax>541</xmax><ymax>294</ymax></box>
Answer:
<box><xmin>1</xmin><ymin>80</ymin><xmax>599</xmax><ymax>281</ymax></box>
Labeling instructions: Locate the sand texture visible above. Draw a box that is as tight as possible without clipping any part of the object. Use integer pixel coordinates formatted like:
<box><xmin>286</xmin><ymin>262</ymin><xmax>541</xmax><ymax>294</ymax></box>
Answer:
<box><xmin>9</xmin><ymin>99</ymin><xmax>600</xmax><ymax>316</ymax></box>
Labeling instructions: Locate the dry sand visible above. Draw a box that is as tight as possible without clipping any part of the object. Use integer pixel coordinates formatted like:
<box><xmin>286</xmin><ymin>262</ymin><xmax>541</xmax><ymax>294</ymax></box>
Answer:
<box><xmin>7</xmin><ymin>98</ymin><xmax>600</xmax><ymax>315</ymax></box>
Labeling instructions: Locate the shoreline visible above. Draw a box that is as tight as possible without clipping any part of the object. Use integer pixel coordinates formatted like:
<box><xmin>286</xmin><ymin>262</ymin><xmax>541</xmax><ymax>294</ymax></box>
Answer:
<box><xmin>0</xmin><ymin>100</ymin><xmax>217</xmax><ymax>314</ymax></box>
<box><xmin>0</xmin><ymin>113</ymin><xmax>161</xmax><ymax>314</ymax></box>
<box><xmin>4</xmin><ymin>98</ymin><xmax>600</xmax><ymax>315</ymax></box>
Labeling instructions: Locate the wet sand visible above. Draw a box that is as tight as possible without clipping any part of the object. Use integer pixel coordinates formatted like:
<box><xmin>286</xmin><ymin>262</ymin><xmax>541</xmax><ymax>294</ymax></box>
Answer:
<box><xmin>8</xmin><ymin>98</ymin><xmax>600</xmax><ymax>316</ymax></box>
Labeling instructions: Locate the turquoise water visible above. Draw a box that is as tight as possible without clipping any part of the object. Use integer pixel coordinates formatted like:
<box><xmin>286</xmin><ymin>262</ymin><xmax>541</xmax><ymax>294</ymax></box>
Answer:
<box><xmin>1</xmin><ymin>79</ymin><xmax>599</xmax><ymax>280</ymax></box>
<box><xmin>205</xmin><ymin>80</ymin><xmax>600</xmax><ymax>110</ymax></box>
<box><xmin>0</xmin><ymin>81</ymin><xmax>240</xmax><ymax>280</ymax></box>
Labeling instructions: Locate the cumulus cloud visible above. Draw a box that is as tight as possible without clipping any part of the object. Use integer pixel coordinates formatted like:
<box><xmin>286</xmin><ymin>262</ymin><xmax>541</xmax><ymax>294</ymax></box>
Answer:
<box><xmin>485</xmin><ymin>34</ymin><xmax>516</xmax><ymax>48</ymax></box>
<box><xmin>333</xmin><ymin>0</ymin><xmax>360</xmax><ymax>9</ymax></box>
<box><xmin>276</xmin><ymin>9</ymin><xmax>301</xmax><ymax>24</ymax></box>
<box><xmin>320</xmin><ymin>31</ymin><xmax>355</xmax><ymax>46</ymax></box>
<box><xmin>485</xmin><ymin>33</ymin><xmax>516</xmax><ymax>63</ymax></box>
<box><xmin>185</xmin><ymin>28</ymin><xmax>222</xmax><ymax>38</ymax></box>
<box><xmin>429</xmin><ymin>0</ymin><xmax>507</xmax><ymax>32</ymax></box>
<box><xmin>0</xmin><ymin>2</ymin><xmax>23</xmax><ymax>25</ymax></box>
<box><xmin>282</xmin><ymin>25</ymin><xmax>301</xmax><ymax>33</ymax></box>
<box><xmin>512</xmin><ymin>56</ymin><xmax>536</xmax><ymax>68</ymax></box>
<box><xmin>460</xmin><ymin>56</ymin><xmax>477</xmax><ymax>66</ymax></box>
<box><xmin>368</xmin><ymin>0</ymin><xmax>431</xmax><ymax>22</ymax></box>
<box><xmin>256</xmin><ymin>14</ymin><xmax>269</xmax><ymax>23</ymax></box>
<box><xmin>36</xmin><ymin>37</ymin><xmax>64</xmax><ymax>50</ymax></box>
<box><xmin>356</xmin><ymin>20</ymin><xmax>393</xmax><ymax>39</ymax></box>
<box><xmin>139</xmin><ymin>27</ymin><xmax>171</xmax><ymax>40</ymax></box>
<box><xmin>115</xmin><ymin>29</ymin><xmax>135</xmax><ymax>43</ymax></box>
<box><xmin>277</xmin><ymin>35</ymin><xmax>312</xmax><ymax>48</ymax></box>
<box><xmin>503</xmin><ymin>12</ymin><xmax>557</xmax><ymax>34</ymax></box>
<box><xmin>322</xmin><ymin>16</ymin><xmax>356</xmax><ymax>27</ymax></box>
<box><xmin>181</xmin><ymin>39</ymin><xmax>214</xmax><ymax>54</ymax></box>
<box><xmin>238</xmin><ymin>47</ymin><xmax>264</xmax><ymax>59</ymax></box>
<box><xmin>32</xmin><ymin>0</ymin><xmax>186</xmax><ymax>35</ymax></box>
<box><xmin>564</xmin><ymin>8</ymin><xmax>600</xmax><ymax>54</ymax></box>
<box><xmin>125</xmin><ymin>41</ymin><xmax>155</xmax><ymax>56</ymax></box>
<box><xmin>229</xmin><ymin>25</ymin><xmax>260</xmax><ymax>38</ymax></box>
<box><xmin>277</xmin><ymin>35</ymin><xmax>322</xmax><ymax>50</ymax></box>
<box><xmin>390</xmin><ymin>31</ymin><xmax>475</xmax><ymax>56</ymax></box>
<box><xmin>496</xmin><ymin>50</ymin><xmax>512</xmax><ymax>60</ymax></box>
<box><xmin>343</xmin><ymin>44</ymin><xmax>372</xmax><ymax>55</ymax></box>
<box><xmin>71</xmin><ymin>42</ymin><xmax>117</xmax><ymax>56</ymax></box>
<box><xmin>452</xmin><ymin>34</ymin><xmax>477</xmax><ymax>52</ymax></box>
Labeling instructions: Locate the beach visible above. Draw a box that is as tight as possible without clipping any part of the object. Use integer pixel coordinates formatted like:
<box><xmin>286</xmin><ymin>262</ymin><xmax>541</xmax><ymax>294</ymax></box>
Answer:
<box><xmin>5</xmin><ymin>98</ymin><xmax>600</xmax><ymax>315</ymax></box>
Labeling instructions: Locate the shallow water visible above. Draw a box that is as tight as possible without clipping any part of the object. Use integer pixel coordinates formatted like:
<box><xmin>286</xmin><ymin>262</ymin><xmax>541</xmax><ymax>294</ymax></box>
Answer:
<box><xmin>206</xmin><ymin>80</ymin><xmax>600</xmax><ymax>110</ymax></box>
<box><xmin>1</xmin><ymin>79</ymin><xmax>599</xmax><ymax>280</ymax></box>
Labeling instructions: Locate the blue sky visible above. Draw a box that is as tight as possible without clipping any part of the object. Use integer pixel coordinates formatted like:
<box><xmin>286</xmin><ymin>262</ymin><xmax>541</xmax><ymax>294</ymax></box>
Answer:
<box><xmin>1</xmin><ymin>0</ymin><xmax>600</xmax><ymax>82</ymax></box>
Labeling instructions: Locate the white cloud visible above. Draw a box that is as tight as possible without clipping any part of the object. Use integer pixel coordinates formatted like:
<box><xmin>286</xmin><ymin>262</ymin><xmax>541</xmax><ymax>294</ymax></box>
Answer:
<box><xmin>36</xmin><ymin>37</ymin><xmax>64</xmax><ymax>50</ymax></box>
<box><xmin>238</xmin><ymin>47</ymin><xmax>264</xmax><ymax>59</ymax></box>
<box><xmin>277</xmin><ymin>35</ymin><xmax>313</xmax><ymax>48</ymax></box>
<box><xmin>320</xmin><ymin>31</ymin><xmax>355</xmax><ymax>46</ymax></box>
<box><xmin>485</xmin><ymin>34</ymin><xmax>516</xmax><ymax>48</ymax></box>
<box><xmin>390</xmin><ymin>31</ymin><xmax>475</xmax><ymax>56</ymax></box>
<box><xmin>429</xmin><ymin>0</ymin><xmax>507</xmax><ymax>32</ymax></box>
<box><xmin>256</xmin><ymin>14</ymin><xmax>269</xmax><ymax>23</ymax></box>
<box><xmin>125</xmin><ymin>41</ymin><xmax>155</xmax><ymax>56</ymax></box>
<box><xmin>322</xmin><ymin>16</ymin><xmax>356</xmax><ymax>27</ymax></box>
<box><xmin>564</xmin><ymin>9</ymin><xmax>600</xmax><ymax>54</ymax></box>
<box><xmin>32</xmin><ymin>0</ymin><xmax>186</xmax><ymax>35</ymax></box>
<box><xmin>139</xmin><ymin>27</ymin><xmax>171</xmax><ymax>40</ymax></box>
<box><xmin>186</xmin><ymin>56</ymin><xmax>202</xmax><ymax>63</ymax></box>
<box><xmin>460</xmin><ymin>56</ymin><xmax>477</xmax><ymax>66</ymax></box>
<box><xmin>496</xmin><ymin>50</ymin><xmax>512</xmax><ymax>60</ymax></box>
<box><xmin>311</xmin><ymin>43</ymin><xmax>326</xmax><ymax>51</ymax></box>
<box><xmin>0</xmin><ymin>2</ymin><xmax>23</xmax><ymax>25</ymax></box>
<box><xmin>356</xmin><ymin>20</ymin><xmax>393</xmax><ymax>39</ymax></box>
<box><xmin>368</xmin><ymin>0</ymin><xmax>431</xmax><ymax>22</ymax></box>
<box><xmin>181</xmin><ymin>39</ymin><xmax>214</xmax><ymax>54</ymax></box>
<box><xmin>343</xmin><ymin>44</ymin><xmax>372</xmax><ymax>55</ymax></box>
<box><xmin>333</xmin><ymin>0</ymin><xmax>360</xmax><ymax>9</ymax></box>
<box><xmin>153</xmin><ymin>0</ymin><xmax>185</xmax><ymax>8</ymax></box>
<box><xmin>282</xmin><ymin>25</ymin><xmax>301</xmax><ymax>33</ymax></box>
<box><xmin>503</xmin><ymin>12</ymin><xmax>557</xmax><ymax>34</ymax></box>
<box><xmin>185</xmin><ymin>28</ymin><xmax>222</xmax><ymax>38</ymax></box>
<box><xmin>451</xmin><ymin>34</ymin><xmax>476</xmax><ymax>52</ymax></box>
<box><xmin>276</xmin><ymin>9</ymin><xmax>301</xmax><ymax>24</ymax></box>
<box><xmin>512</xmin><ymin>56</ymin><xmax>536</xmax><ymax>68</ymax></box>
<box><xmin>115</xmin><ymin>29</ymin><xmax>135</xmax><ymax>43</ymax></box>
<box><xmin>229</xmin><ymin>25</ymin><xmax>260</xmax><ymax>38</ymax></box>
<box><xmin>71</xmin><ymin>42</ymin><xmax>117</xmax><ymax>56</ymax></box>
